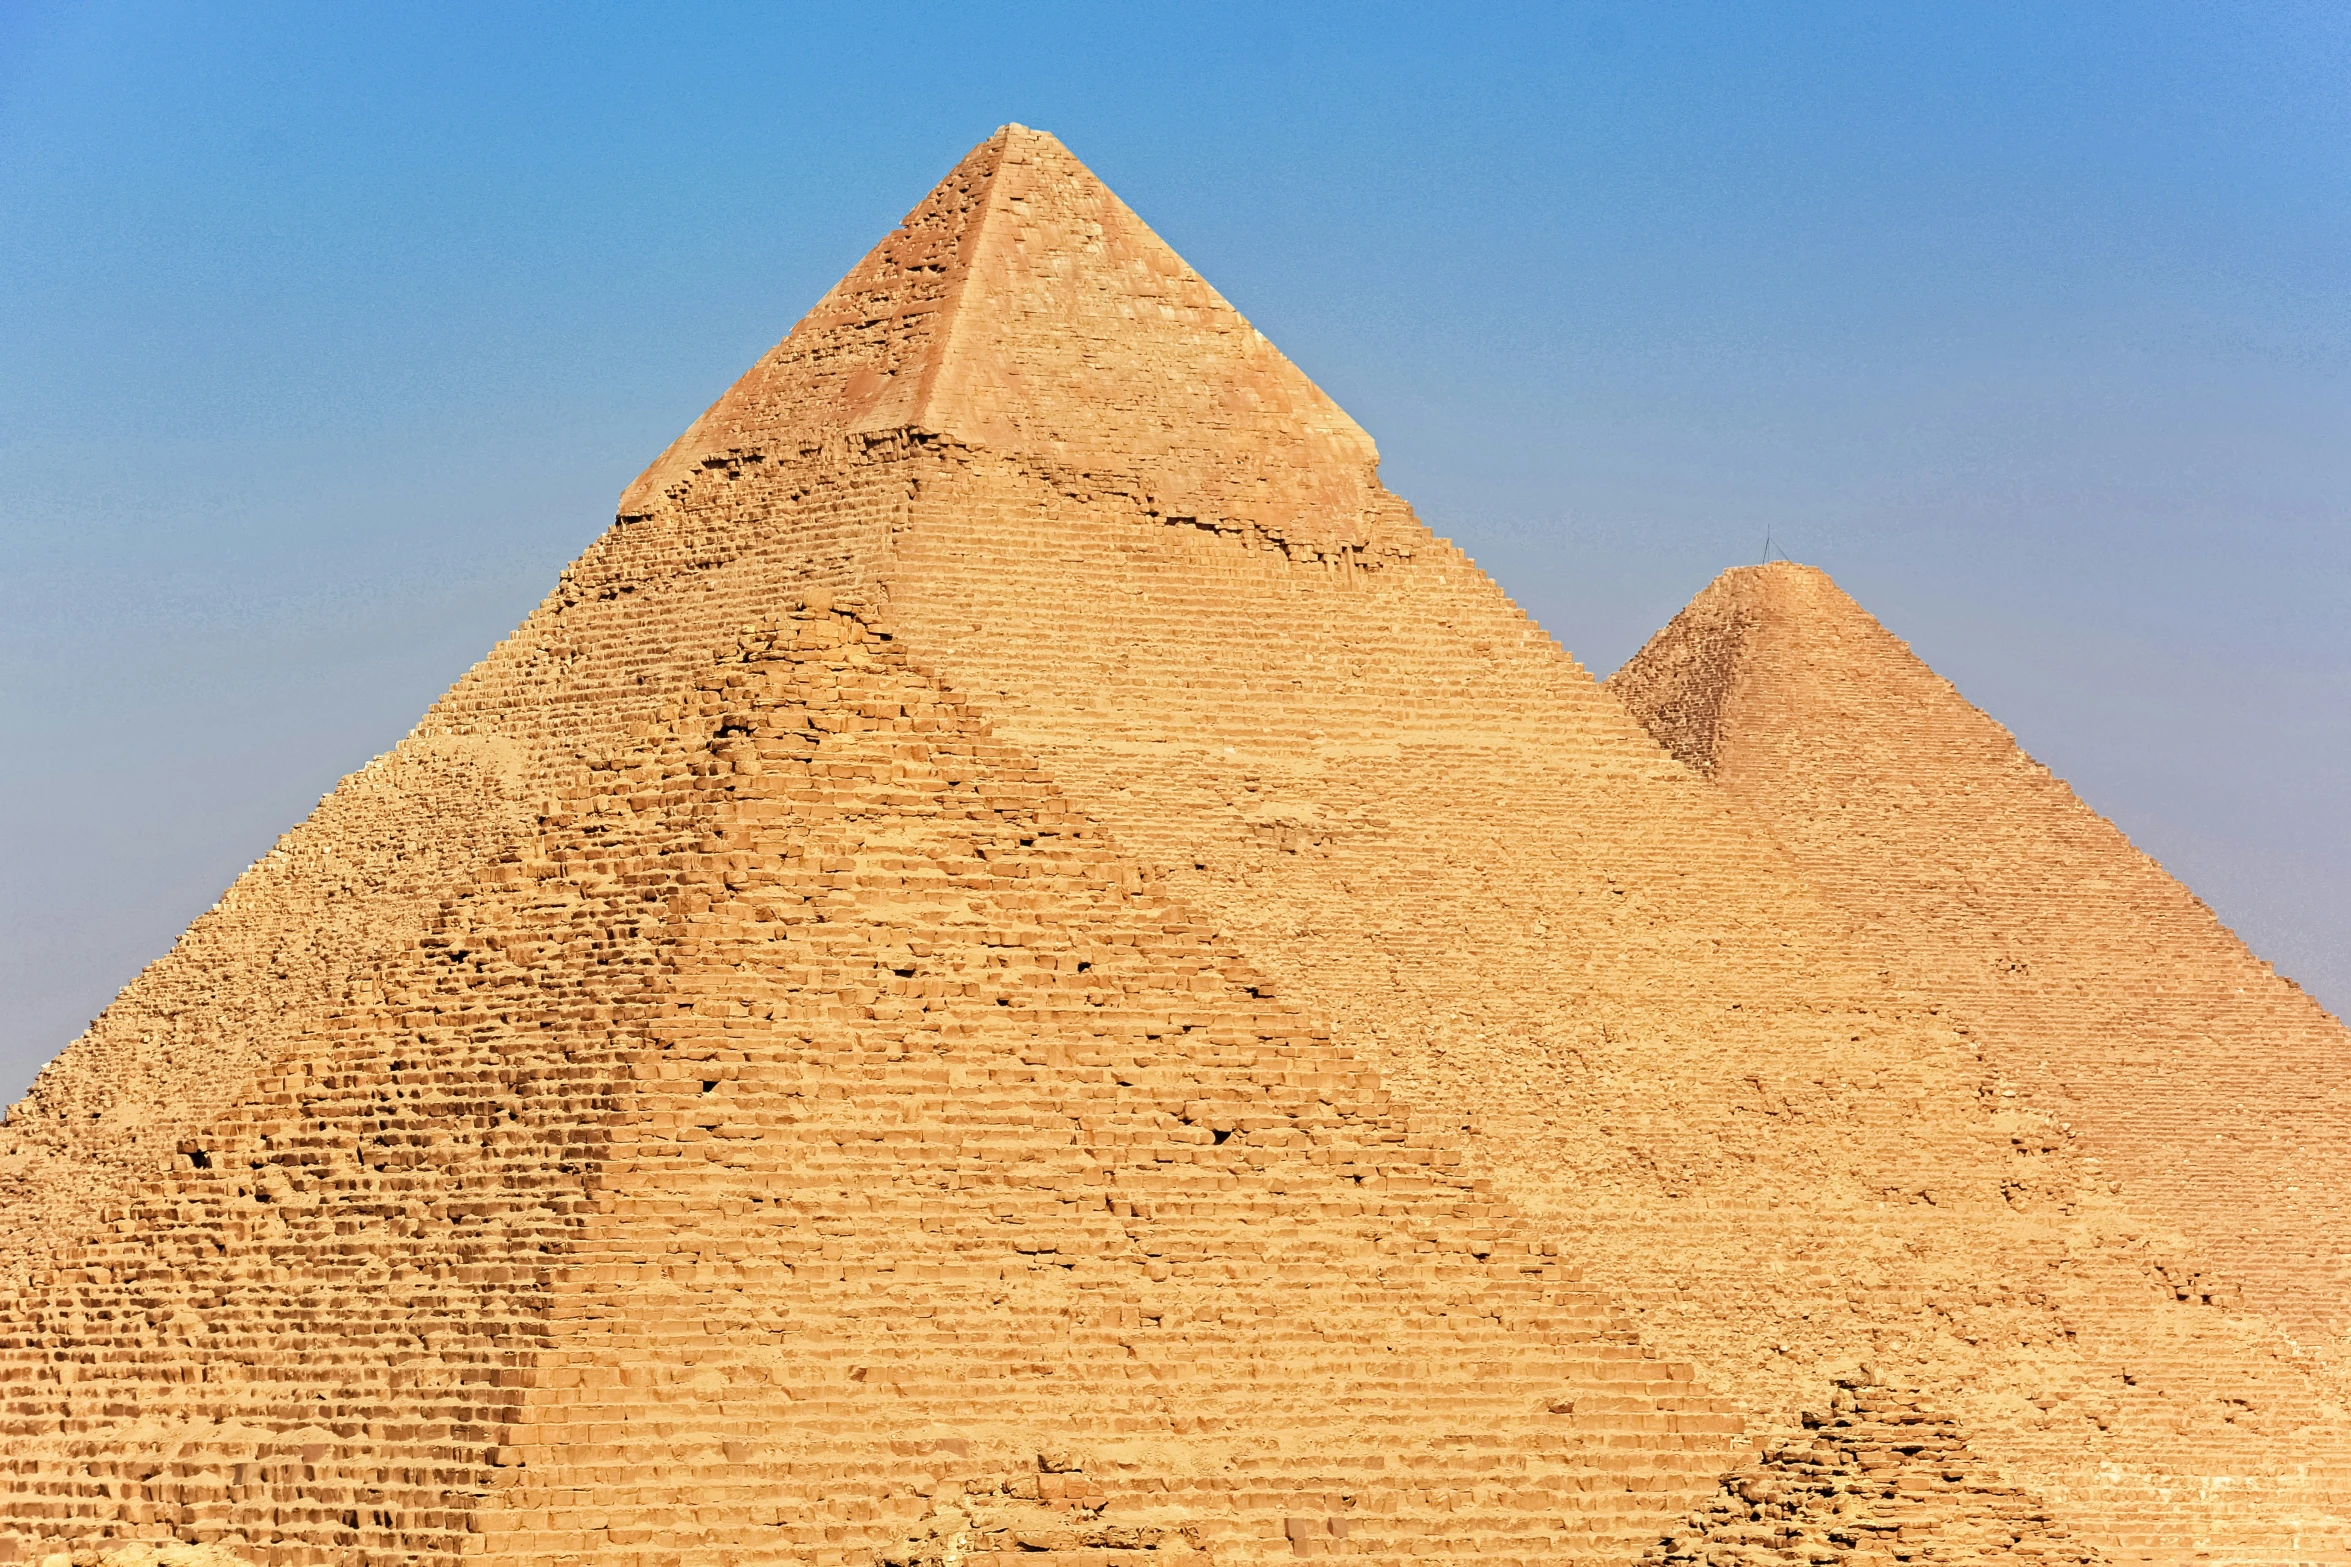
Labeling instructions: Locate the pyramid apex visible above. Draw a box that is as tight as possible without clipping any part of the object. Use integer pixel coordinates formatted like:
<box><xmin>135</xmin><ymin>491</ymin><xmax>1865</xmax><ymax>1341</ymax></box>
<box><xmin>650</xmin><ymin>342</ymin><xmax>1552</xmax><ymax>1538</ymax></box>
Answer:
<box><xmin>1702</xmin><ymin>560</ymin><xmax>1855</xmax><ymax>618</ymax></box>
<box><xmin>1605</xmin><ymin>559</ymin><xmax>1859</xmax><ymax>777</ymax></box>
<box><xmin>619</xmin><ymin>125</ymin><xmax>1377</xmax><ymax>534</ymax></box>
<box><xmin>987</xmin><ymin>121</ymin><xmax>1074</xmax><ymax>158</ymax></box>
<box><xmin>1722</xmin><ymin>559</ymin><xmax>1826</xmax><ymax>585</ymax></box>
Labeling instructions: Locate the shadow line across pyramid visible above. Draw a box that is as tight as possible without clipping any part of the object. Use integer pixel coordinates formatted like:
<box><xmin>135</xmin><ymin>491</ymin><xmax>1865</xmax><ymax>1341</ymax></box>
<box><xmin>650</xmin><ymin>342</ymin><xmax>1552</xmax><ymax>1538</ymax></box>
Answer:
<box><xmin>0</xmin><ymin>125</ymin><xmax>2344</xmax><ymax>1566</ymax></box>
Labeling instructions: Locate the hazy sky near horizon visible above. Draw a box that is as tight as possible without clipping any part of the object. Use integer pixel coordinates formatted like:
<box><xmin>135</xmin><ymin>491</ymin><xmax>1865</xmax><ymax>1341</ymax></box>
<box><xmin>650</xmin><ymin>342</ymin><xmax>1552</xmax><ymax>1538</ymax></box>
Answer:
<box><xmin>3</xmin><ymin>2</ymin><xmax>2346</xmax><ymax>1097</ymax></box>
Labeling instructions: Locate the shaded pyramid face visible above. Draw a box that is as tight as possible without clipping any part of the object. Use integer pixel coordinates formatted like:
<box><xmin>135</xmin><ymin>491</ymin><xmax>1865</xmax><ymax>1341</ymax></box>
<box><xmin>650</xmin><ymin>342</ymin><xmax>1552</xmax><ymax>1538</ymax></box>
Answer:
<box><xmin>0</xmin><ymin>609</ymin><xmax>1746</xmax><ymax>1552</ymax></box>
<box><xmin>1608</xmin><ymin>561</ymin><xmax>2351</xmax><ymax>1353</ymax></box>
<box><xmin>3</xmin><ymin>126</ymin><xmax>2347</xmax><ymax>1565</ymax></box>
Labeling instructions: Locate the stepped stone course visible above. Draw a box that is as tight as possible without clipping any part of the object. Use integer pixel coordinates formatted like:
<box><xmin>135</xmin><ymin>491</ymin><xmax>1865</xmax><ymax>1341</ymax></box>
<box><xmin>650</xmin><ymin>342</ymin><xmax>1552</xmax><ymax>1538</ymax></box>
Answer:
<box><xmin>1</xmin><ymin>126</ymin><xmax>2344</xmax><ymax>1565</ymax></box>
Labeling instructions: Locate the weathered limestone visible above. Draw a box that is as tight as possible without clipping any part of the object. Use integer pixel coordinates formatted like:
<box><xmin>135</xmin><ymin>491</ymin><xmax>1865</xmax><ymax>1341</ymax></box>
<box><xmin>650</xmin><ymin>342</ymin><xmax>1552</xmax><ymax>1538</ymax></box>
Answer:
<box><xmin>1644</xmin><ymin>1369</ymin><xmax>2102</xmax><ymax>1567</ymax></box>
<box><xmin>38</xmin><ymin>1546</ymin><xmax>255</xmax><ymax>1567</ymax></box>
<box><xmin>1</xmin><ymin>125</ymin><xmax>2345</xmax><ymax>1565</ymax></box>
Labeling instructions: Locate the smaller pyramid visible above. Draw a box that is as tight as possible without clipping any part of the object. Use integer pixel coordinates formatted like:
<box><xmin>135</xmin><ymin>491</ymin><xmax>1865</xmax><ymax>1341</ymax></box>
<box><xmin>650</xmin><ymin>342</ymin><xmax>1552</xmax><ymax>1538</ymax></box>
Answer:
<box><xmin>1609</xmin><ymin>561</ymin><xmax>2351</xmax><ymax>1351</ymax></box>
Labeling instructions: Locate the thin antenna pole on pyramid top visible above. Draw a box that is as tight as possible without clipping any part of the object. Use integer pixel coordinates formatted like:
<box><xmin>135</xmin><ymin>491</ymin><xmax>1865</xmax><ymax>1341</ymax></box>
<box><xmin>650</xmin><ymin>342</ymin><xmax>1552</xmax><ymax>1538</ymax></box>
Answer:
<box><xmin>1763</xmin><ymin>529</ymin><xmax>1773</xmax><ymax>565</ymax></box>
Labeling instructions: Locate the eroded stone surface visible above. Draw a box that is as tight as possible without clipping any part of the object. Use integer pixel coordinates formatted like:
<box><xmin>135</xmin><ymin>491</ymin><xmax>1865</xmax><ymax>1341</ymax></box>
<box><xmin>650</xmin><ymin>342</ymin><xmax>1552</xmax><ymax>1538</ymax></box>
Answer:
<box><xmin>1644</xmin><ymin>1370</ymin><xmax>2101</xmax><ymax>1567</ymax></box>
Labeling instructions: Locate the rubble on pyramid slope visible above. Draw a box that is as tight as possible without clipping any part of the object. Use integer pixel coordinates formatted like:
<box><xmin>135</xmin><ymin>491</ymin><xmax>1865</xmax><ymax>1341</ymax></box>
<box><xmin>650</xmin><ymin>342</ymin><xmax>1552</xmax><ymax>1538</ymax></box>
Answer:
<box><xmin>1608</xmin><ymin>561</ymin><xmax>2351</xmax><ymax>1356</ymax></box>
<box><xmin>1643</xmin><ymin>1369</ymin><xmax>2101</xmax><ymax>1567</ymax></box>
<box><xmin>608</xmin><ymin>128</ymin><xmax>2351</xmax><ymax>1556</ymax></box>
<box><xmin>0</xmin><ymin>739</ymin><xmax>533</xmax><ymax>1283</ymax></box>
<box><xmin>0</xmin><ymin>596</ymin><xmax>1737</xmax><ymax>1565</ymax></box>
<box><xmin>4</xmin><ymin>123</ymin><xmax>2345</xmax><ymax>1565</ymax></box>
<box><xmin>0</xmin><ymin>743</ymin><xmax>636</xmax><ymax>1561</ymax></box>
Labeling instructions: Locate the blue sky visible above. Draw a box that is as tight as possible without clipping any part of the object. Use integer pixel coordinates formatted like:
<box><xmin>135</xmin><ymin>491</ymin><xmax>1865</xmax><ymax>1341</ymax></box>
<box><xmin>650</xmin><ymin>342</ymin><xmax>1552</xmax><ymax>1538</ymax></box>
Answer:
<box><xmin>3</xmin><ymin>1</ymin><xmax>2346</xmax><ymax>1094</ymax></box>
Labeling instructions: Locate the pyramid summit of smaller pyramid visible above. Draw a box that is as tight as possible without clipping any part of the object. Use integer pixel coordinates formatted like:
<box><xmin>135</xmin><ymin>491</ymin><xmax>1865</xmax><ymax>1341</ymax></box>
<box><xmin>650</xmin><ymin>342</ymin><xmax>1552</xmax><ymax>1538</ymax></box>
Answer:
<box><xmin>1598</xmin><ymin>559</ymin><xmax>1827</xmax><ymax>777</ymax></box>
<box><xmin>623</xmin><ymin>124</ymin><xmax>1379</xmax><ymax>538</ymax></box>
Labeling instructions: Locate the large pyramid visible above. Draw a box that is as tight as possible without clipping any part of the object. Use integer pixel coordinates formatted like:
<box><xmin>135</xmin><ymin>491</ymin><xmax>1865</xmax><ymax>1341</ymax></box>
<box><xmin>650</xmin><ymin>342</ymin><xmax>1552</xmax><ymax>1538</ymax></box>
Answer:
<box><xmin>2</xmin><ymin>127</ymin><xmax>2345</xmax><ymax>1566</ymax></box>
